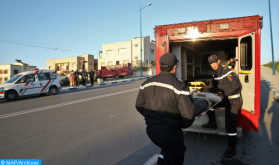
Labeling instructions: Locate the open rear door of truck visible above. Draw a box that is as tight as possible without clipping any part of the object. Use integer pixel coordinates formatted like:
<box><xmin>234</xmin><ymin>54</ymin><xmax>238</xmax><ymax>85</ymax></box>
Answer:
<box><xmin>156</xmin><ymin>34</ymin><xmax>170</xmax><ymax>74</ymax></box>
<box><xmin>237</xmin><ymin>29</ymin><xmax>260</xmax><ymax>131</ymax></box>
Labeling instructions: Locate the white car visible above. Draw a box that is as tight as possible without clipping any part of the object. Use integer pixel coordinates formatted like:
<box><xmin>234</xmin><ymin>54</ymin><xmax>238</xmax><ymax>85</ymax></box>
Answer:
<box><xmin>0</xmin><ymin>70</ymin><xmax>61</xmax><ymax>101</ymax></box>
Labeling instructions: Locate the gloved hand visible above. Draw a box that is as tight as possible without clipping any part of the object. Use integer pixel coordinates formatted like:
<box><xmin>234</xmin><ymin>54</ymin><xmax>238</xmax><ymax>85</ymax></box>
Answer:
<box><xmin>190</xmin><ymin>88</ymin><xmax>198</xmax><ymax>95</ymax></box>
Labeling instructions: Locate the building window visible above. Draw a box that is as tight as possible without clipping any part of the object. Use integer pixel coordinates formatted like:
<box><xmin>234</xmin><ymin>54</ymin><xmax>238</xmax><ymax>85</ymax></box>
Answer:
<box><xmin>118</xmin><ymin>48</ymin><xmax>127</xmax><ymax>54</ymax></box>
<box><xmin>0</xmin><ymin>70</ymin><xmax>3</xmax><ymax>75</ymax></box>
<box><xmin>151</xmin><ymin>49</ymin><xmax>154</xmax><ymax>54</ymax></box>
<box><xmin>14</xmin><ymin>69</ymin><xmax>19</xmax><ymax>75</ymax></box>
<box><xmin>107</xmin><ymin>50</ymin><xmax>113</xmax><ymax>55</ymax></box>
<box><xmin>134</xmin><ymin>44</ymin><xmax>138</xmax><ymax>47</ymax></box>
<box><xmin>4</xmin><ymin>70</ymin><xmax>8</xmax><ymax>74</ymax></box>
<box><xmin>116</xmin><ymin>61</ymin><xmax>120</xmax><ymax>65</ymax></box>
<box><xmin>4</xmin><ymin>77</ymin><xmax>8</xmax><ymax>81</ymax></box>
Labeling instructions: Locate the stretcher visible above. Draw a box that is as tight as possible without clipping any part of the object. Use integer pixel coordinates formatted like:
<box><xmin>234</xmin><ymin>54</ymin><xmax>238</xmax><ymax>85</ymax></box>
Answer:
<box><xmin>190</xmin><ymin>90</ymin><xmax>222</xmax><ymax>120</ymax></box>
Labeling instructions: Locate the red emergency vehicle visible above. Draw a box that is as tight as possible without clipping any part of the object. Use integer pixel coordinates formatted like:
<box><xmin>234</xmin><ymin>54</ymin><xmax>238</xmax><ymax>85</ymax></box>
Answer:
<box><xmin>95</xmin><ymin>63</ymin><xmax>133</xmax><ymax>79</ymax></box>
<box><xmin>154</xmin><ymin>15</ymin><xmax>262</xmax><ymax>135</ymax></box>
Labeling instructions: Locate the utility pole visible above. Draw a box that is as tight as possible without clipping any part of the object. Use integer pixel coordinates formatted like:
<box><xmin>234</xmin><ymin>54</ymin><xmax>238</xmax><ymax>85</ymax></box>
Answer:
<box><xmin>268</xmin><ymin>0</ymin><xmax>276</xmax><ymax>75</ymax></box>
<box><xmin>54</xmin><ymin>48</ymin><xmax>57</xmax><ymax>70</ymax></box>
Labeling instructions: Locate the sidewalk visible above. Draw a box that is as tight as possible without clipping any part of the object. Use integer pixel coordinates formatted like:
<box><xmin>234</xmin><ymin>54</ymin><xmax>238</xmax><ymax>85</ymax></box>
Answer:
<box><xmin>261</xmin><ymin>66</ymin><xmax>279</xmax><ymax>100</ymax></box>
<box><xmin>60</xmin><ymin>76</ymin><xmax>150</xmax><ymax>92</ymax></box>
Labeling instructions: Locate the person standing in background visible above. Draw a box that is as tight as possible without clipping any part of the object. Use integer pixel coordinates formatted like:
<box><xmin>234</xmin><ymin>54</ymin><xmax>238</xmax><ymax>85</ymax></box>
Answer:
<box><xmin>84</xmin><ymin>70</ymin><xmax>88</xmax><ymax>86</ymax></box>
<box><xmin>89</xmin><ymin>69</ymin><xmax>95</xmax><ymax>86</ymax></box>
<box><xmin>81</xmin><ymin>69</ymin><xmax>86</xmax><ymax>86</ymax></box>
<box><xmin>70</xmin><ymin>70</ymin><xmax>75</xmax><ymax>87</ymax></box>
<box><xmin>74</xmin><ymin>70</ymin><xmax>80</xmax><ymax>87</ymax></box>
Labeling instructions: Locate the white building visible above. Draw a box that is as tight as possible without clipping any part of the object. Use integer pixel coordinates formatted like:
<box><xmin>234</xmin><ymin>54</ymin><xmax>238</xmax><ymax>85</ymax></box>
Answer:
<box><xmin>98</xmin><ymin>36</ymin><xmax>155</xmax><ymax>70</ymax></box>
<box><xmin>0</xmin><ymin>60</ymin><xmax>36</xmax><ymax>84</ymax></box>
<box><xmin>46</xmin><ymin>54</ymin><xmax>95</xmax><ymax>72</ymax></box>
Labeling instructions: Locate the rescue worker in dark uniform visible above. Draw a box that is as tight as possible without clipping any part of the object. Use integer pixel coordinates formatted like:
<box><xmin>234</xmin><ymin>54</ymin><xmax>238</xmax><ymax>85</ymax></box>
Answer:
<box><xmin>202</xmin><ymin>54</ymin><xmax>242</xmax><ymax>158</ymax></box>
<box><xmin>224</xmin><ymin>49</ymin><xmax>236</xmax><ymax>70</ymax></box>
<box><xmin>135</xmin><ymin>53</ymin><xmax>195</xmax><ymax>165</ymax></box>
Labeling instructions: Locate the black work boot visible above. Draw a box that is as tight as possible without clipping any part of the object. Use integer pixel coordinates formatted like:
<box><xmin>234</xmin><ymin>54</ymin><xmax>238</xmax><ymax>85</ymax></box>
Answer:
<box><xmin>201</xmin><ymin>121</ymin><xmax>217</xmax><ymax>129</ymax></box>
<box><xmin>202</xmin><ymin>111</ymin><xmax>217</xmax><ymax>129</ymax></box>
<box><xmin>223</xmin><ymin>145</ymin><xmax>236</xmax><ymax>158</ymax></box>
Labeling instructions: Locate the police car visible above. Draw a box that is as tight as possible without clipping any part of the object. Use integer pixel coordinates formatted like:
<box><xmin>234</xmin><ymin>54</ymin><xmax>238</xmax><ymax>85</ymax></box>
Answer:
<box><xmin>0</xmin><ymin>70</ymin><xmax>62</xmax><ymax>101</ymax></box>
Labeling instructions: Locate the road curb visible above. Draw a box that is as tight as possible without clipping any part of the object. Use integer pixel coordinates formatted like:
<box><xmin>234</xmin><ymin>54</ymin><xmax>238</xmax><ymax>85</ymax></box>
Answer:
<box><xmin>261</xmin><ymin>75</ymin><xmax>279</xmax><ymax>100</ymax></box>
<box><xmin>60</xmin><ymin>76</ymin><xmax>150</xmax><ymax>92</ymax></box>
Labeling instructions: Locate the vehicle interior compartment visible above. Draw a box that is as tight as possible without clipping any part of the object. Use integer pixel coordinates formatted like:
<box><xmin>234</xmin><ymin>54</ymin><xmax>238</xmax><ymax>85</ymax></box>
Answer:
<box><xmin>172</xmin><ymin>39</ymin><xmax>242</xmax><ymax>136</ymax></box>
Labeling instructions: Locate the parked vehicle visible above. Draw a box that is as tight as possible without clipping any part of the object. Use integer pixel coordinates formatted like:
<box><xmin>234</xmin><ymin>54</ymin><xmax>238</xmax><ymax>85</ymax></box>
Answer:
<box><xmin>154</xmin><ymin>15</ymin><xmax>263</xmax><ymax>135</ymax></box>
<box><xmin>95</xmin><ymin>63</ymin><xmax>133</xmax><ymax>79</ymax></box>
<box><xmin>0</xmin><ymin>70</ymin><xmax>61</xmax><ymax>101</ymax></box>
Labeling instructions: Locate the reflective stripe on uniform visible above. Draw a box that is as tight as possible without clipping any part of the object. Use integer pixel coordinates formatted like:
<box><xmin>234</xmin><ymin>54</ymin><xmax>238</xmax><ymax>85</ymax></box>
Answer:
<box><xmin>228</xmin><ymin>93</ymin><xmax>240</xmax><ymax>99</ymax></box>
<box><xmin>140</xmin><ymin>82</ymin><xmax>190</xmax><ymax>96</ymax></box>
<box><xmin>214</xmin><ymin>71</ymin><xmax>233</xmax><ymax>80</ymax></box>
<box><xmin>227</xmin><ymin>133</ymin><xmax>237</xmax><ymax>136</ymax></box>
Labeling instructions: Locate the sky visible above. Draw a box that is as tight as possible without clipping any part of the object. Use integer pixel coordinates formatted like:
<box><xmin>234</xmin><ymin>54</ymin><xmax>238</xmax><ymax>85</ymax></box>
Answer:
<box><xmin>0</xmin><ymin>0</ymin><xmax>278</xmax><ymax>68</ymax></box>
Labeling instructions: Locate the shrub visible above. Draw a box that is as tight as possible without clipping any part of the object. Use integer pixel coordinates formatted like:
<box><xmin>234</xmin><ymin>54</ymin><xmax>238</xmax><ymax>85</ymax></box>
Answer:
<box><xmin>263</xmin><ymin>61</ymin><xmax>279</xmax><ymax>72</ymax></box>
<box><xmin>61</xmin><ymin>77</ymin><xmax>70</xmax><ymax>87</ymax></box>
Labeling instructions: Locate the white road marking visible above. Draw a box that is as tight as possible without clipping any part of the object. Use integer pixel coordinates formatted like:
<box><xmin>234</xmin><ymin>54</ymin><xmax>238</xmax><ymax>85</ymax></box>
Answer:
<box><xmin>0</xmin><ymin>88</ymin><xmax>139</xmax><ymax>119</ymax></box>
<box><xmin>0</xmin><ymin>86</ymin><xmax>107</xmax><ymax>105</ymax></box>
<box><xmin>143</xmin><ymin>154</ymin><xmax>160</xmax><ymax>165</ymax></box>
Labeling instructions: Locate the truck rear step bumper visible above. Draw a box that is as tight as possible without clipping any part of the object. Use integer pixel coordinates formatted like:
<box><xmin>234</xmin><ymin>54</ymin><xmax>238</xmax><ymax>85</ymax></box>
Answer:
<box><xmin>183</xmin><ymin>109</ymin><xmax>243</xmax><ymax>137</ymax></box>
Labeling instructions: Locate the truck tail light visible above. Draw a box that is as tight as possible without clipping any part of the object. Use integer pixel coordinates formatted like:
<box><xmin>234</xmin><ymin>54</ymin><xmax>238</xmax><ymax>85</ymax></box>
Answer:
<box><xmin>244</xmin><ymin>21</ymin><xmax>254</xmax><ymax>28</ymax></box>
<box><xmin>220</xmin><ymin>23</ymin><xmax>230</xmax><ymax>30</ymax></box>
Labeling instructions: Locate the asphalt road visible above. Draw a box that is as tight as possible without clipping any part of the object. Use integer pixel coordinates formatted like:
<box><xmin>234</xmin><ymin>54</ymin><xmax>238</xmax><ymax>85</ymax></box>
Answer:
<box><xmin>0</xmin><ymin>80</ymin><xmax>279</xmax><ymax>165</ymax></box>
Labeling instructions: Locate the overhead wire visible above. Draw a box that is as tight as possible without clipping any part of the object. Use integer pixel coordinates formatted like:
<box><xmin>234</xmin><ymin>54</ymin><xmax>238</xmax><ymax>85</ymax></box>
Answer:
<box><xmin>1</xmin><ymin>37</ymin><xmax>98</xmax><ymax>51</ymax></box>
<box><xmin>0</xmin><ymin>38</ymin><xmax>98</xmax><ymax>54</ymax></box>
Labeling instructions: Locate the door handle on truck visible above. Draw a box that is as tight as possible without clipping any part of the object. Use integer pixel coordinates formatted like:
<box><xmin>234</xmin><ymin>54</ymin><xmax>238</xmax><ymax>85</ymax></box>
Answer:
<box><xmin>238</xmin><ymin>71</ymin><xmax>252</xmax><ymax>74</ymax></box>
<box><xmin>245</xmin><ymin>75</ymin><xmax>249</xmax><ymax>83</ymax></box>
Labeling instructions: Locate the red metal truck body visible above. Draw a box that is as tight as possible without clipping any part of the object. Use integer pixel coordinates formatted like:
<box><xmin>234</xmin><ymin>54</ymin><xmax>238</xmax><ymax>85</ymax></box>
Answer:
<box><xmin>96</xmin><ymin>63</ymin><xmax>133</xmax><ymax>78</ymax></box>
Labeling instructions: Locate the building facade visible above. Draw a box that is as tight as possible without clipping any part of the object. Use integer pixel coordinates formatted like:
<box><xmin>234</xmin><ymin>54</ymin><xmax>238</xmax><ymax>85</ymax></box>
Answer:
<box><xmin>46</xmin><ymin>54</ymin><xmax>95</xmax><ymax>72</ymax></box>
<box><xmin>98</xmin><ymin>36</ymin><xmax>155</xmax><ymax>70</ymax></box>
<box><xmin>0</xmin><ymin>61</ymin><xmax>36</xmax><ymax>84</ymax></box>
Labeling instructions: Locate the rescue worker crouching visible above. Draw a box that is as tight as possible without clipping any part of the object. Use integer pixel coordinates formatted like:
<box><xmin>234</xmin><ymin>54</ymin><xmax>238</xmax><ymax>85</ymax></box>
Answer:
<box><xmin>202</xmin><ymin>54</ymin><xmax>242</xmax><ymax>158</ymax></box>
<box><xmin>135</xmin><ymin>53</ymin><xmax>195</xmax><ymax>165</ymax></box>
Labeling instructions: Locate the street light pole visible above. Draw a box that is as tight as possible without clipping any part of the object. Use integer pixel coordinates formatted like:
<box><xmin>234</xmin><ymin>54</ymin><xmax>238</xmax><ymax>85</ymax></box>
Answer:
<box><xmin>54</xmin><ymin>48</ymin><xmax>57</xmax><ymax>70</ymax></box>
<box><xmin>139</xmin><ymin>3</ymin><xmax>151</xmax><ymax>77</ymax></box>
<box><xmin>268</xmin><ymin>0</ymin><xmax>276</xmax><ymax>75</ymax></box>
